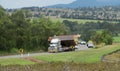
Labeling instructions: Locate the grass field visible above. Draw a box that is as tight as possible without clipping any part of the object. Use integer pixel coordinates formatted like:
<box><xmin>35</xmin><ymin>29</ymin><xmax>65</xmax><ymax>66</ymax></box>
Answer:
<box><xmin>0</xmin><ymin>43</ymin><xmax>120</xmax><ymax>66</ymax></box>
<box><xmin>50</xmin><ymin>18</ymin><xmax>118</xmax><ymax>24</ymax></box>
<box><xmin>0</xmin><ymin>62</ymin><xmax>120</xmax><ymax>71</ymax></box>
<box><xmin>113</xmin><ymin>36</ymin><xmax>120</xmax><ymax>43</ymax></box>
<box><xmin>0</xmin><ymin>44</ymin><xmax>120</xmax><ymax>71</ymax></box>
<box><xmin>0</xmin><ymin>58</ymin><xmax>35</xmax><ymax>65</ymax></box>
<box><xmin>50</xmin><ymin>18</ymin><xmax>103</xmax><ymax>24</ymax></box>
<box><xmin>34</xmin><ymin>43</ymin><xmax>120</xmax><ymax>63</ymax></box>
<box><xmin>103</xmin><ymin>50</ymin><xmax>120</xmax><ymax>62</ymax></box>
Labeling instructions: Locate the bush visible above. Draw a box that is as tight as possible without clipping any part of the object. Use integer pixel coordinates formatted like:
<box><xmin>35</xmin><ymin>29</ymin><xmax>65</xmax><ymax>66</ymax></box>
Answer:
<box><xmin>10</xmin><ymin>48</ymin><xmax>19</xmax><ymax>53</ymax></box>
<box><xmin>93</xmin><ymin>29</ymin><xmax>113</xmax><ymax>45</ymax></box>
<box><xmin>102</xmin><ymin>30</ymin><xmax>113</xmax><ymax>45</ymax></box>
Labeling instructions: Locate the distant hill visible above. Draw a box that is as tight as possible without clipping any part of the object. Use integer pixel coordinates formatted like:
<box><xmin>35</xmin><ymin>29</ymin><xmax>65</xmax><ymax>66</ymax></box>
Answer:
<box><xmin>7</xmin><ymin>6</ymin><xmax>120</xmax><ymax>21</ymax></box>
<box><xmin>47</xmin><ymin>0</ymin><xmax>120</xmax><ymax>8</ymax></box>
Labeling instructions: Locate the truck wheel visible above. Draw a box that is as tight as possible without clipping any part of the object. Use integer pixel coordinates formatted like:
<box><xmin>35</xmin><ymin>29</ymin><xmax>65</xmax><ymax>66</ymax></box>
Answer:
<box><xmin>72</xmin><ymin>48</ymin><xmax>75</xmax><ymax>51</ymax></box>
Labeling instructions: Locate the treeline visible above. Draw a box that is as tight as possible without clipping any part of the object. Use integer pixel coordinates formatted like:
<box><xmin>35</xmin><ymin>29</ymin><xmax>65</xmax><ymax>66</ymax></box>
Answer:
<box><xmin>1</xmin><ymin>5</ymin><xmax>120</xmax><ymax>52</ymax></box>
<box><xmin>7</xmin><ymin>6</ymin><xmax>120</xmax><ymax>21</ymax></box>
<box><xmin>63</xmin><ymin>20</ymin><xmax>120</xmax><ymax>44</ymax></box>
<box><xmin>0</xmin><ymin>6</ymin><xmax>68</xmax><ymax>52</ymax></box>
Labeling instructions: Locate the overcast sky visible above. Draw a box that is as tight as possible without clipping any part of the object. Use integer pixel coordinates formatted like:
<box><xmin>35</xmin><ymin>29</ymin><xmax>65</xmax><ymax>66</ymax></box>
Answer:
<box><xmin>0</xmin><ymin>0</ymin><xmax>76</xmax><ymax>9</ymax></box>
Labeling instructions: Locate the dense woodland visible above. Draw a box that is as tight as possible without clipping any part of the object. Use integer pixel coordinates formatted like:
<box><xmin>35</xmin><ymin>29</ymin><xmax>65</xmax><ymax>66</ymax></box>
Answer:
<box><xmin>0</xmin><ymin>6</ymin><xmax>68</xmax><ymax>52</ymax></box>
<box><xmin>1</xmin><ymin>6</ymin><xmax>120</xmax><ymax>52</ymax></box>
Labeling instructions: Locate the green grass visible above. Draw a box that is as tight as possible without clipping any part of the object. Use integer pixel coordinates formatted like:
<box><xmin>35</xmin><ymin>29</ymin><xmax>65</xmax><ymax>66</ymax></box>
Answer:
<box><xmin>34</xmin><ymin>43</ymin><xmax>120</xmax><ymax>63</ymax></box>
<box><xmin>0</xmin><ymin>58</ymin><xmax>35</xmax><ymax>65</ymax></box>
<box><xmin>50</xmin><ymin>18</ymin><xmax>102</xmax><ymax>24</ymax></box>
<box><xmin>113</xmin><ymin>36</ymin><xmax>120</xmax><ymax>43</ymax></box>
<box><xmin>0</xmin><ymin>44</ymin><xmax>119</xmax><ymax>65</ymax></box>
<box><xmin>50</xmin><ymin>18</ymin><xmax>118</xmax><ymax>24</ymax></box>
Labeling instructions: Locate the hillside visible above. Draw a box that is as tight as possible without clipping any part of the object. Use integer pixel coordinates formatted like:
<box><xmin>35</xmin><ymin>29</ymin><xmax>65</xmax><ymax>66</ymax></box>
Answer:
<box><xmin>47</xmin><ymin>0</ymin><xmax>120</xmax><ymax>8</ymax></box>
<box><xmin>7</xmin><ymin>6</ymin><xmax>120</xmax><ymax>21</ymax></box>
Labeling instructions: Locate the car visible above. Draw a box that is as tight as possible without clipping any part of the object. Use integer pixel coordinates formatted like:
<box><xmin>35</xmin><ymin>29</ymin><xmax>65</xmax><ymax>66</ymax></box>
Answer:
<box><xmin>87</xmin><ymin>43</ymin><xmax>94</xmax><ymax>48</ymax></box>
<box><xmin>80</xmin><ymin>41</ymin><xmax>86</xmax><ymax>45</ymax></box>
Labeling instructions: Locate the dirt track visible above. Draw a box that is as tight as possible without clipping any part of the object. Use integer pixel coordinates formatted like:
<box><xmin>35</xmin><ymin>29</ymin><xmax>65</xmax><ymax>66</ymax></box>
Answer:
<box><xmin>24</xmin><ymin>57</ymin><xmax>45</xmax><ymax>63</ymax></box>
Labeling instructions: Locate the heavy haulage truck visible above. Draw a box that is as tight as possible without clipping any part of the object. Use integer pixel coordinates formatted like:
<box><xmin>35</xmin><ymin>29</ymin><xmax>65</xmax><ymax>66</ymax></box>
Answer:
<box><xmin>48</xmin><ymin>35</ymin><xmax>80</xmax><ymax>53</ymax></box>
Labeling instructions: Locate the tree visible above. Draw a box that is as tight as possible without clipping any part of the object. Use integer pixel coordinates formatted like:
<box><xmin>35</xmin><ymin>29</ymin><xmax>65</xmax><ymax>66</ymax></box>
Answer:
<box><xmin>93</xmin><ymin>29</ymin><xmax>113</xmax><ymax>45</ymax></box>
<box><xmin>0</xmin><ymin>5</ymin><xmax>5</xmax><ymax>18</ymax></box>
<box><xmin>101</xmin><ymin>29</ymin><xmax>113</xmax><ymax>45</ymax></box>
<box><xmin>81</xmin><ymin>30</ymin><xmax>96</xmax><ymax>42</ymax></box>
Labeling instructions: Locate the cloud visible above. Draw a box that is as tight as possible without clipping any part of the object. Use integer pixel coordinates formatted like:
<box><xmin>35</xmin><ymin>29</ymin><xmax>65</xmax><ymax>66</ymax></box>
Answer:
<box><xmin>0</xmin><ymin>0</ymin><xmax>75</xmax><ymax>9</ymax></box>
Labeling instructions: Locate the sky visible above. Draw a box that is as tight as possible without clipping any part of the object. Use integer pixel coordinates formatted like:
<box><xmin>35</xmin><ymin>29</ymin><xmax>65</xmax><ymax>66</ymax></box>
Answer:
<box><xmin>0</xmin><ymin>0</ymin><xmax>76</xmax><ymax>9</ymax></box>
<box><xmin>97</xmin><ymin>0</ymin><xmax>118</xmax><ymax>2</ymax></box>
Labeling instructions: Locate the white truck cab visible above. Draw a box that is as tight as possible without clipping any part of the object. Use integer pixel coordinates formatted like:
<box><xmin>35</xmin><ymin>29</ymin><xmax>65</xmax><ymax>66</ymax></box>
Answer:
<box><xmin>48</xmin><ymin>38</ymin><xmax>62</xmax><ymax>53</ymax></box>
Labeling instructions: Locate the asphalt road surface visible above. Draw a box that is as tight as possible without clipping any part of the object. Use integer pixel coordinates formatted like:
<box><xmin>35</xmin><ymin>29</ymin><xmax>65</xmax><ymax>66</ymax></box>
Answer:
<box><xmin>0</xmin><ymin>52</ymin><xmax>50</xmax><ymax>59</ymax></box>
<box><xmin>0</xmin><ymin>44</ymin><xmax>89</xmax><ymax>59</ymax></box>
<box><xmin>75</xmin><ymin>44</ymin><xmax>89</xmax><ymax>51</ymax></box>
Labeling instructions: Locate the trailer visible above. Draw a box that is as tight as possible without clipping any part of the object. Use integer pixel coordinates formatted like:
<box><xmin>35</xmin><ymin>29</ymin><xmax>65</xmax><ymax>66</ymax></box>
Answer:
<box><xmin>48</xmin><ymin>35</ymin><xmax>80</xmax><ymax>53</ymax></box>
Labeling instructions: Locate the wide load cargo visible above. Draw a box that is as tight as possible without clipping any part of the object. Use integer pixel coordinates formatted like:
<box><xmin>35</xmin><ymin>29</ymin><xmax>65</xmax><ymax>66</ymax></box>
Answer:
<box><xmin>48</xmin><ymin>35</ymin><xmax>80</xmax><ymax>53</ymax></box>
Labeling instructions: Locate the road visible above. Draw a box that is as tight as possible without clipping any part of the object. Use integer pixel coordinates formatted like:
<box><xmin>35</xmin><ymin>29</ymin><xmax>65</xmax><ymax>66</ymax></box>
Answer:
<box><xmin>75</xmin><ymin>44</ymin><xmax>89</xmax><ymax>51</ymax></box>
<box><xmin>0</xmin><ymin>44</ymin><xmax>89</xmax><ymax>59</ymax></box>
